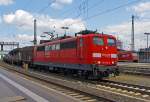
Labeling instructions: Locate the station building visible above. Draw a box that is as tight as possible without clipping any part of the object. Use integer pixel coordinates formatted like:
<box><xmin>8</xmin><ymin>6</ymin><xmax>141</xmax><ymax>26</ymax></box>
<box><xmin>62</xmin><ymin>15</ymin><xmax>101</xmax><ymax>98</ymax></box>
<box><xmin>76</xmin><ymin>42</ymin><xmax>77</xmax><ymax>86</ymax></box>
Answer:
<box><xmin>138</xmin><ymin>47</ymin><xmax>150</xmax><ymax>63</ymax></box>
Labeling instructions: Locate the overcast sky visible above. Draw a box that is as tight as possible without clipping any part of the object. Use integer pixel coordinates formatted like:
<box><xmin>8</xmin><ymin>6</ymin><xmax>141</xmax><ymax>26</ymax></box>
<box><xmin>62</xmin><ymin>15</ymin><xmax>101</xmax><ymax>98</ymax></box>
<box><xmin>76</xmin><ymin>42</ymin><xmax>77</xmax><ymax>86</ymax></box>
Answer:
<box><xmin>0</xmin><ymin>0</ymin><xmax>150</xmax><ymax>50</ymax></box>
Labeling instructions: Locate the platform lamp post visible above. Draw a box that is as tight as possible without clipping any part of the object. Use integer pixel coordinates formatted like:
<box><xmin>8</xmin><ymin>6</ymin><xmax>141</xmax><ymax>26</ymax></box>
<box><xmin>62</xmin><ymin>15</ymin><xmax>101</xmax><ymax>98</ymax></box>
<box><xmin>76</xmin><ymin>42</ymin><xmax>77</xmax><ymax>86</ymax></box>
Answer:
<box><xmin>144</xmin><ymin>32</ymin><xmax>150</xmax><ymax>62</ymax></box>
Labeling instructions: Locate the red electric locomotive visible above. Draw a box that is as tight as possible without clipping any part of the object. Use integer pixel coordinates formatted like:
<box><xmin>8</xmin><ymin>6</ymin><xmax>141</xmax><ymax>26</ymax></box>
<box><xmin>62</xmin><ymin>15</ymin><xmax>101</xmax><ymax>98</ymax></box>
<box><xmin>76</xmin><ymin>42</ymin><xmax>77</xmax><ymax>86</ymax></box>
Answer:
<box><xmin>33</xmin><ymin>30</ymin><xmax>119</xmax><ymax>79</ymax></box>
<box><xmin>118</xmin><ymin>49</ymin><xmax>138</xmax><ymax>62</ymax></box>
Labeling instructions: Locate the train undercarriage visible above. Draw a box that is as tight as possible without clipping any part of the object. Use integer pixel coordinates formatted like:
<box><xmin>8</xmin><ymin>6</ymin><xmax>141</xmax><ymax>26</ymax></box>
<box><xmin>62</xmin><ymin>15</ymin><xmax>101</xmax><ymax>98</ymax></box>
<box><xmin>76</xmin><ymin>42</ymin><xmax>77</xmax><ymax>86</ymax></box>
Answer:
<box><xmin>29</xmin><ymin>62</ymin><xmax>119</xmax><ymax>79</ymax></box>
<box><xmin>3</xmin><ymin>58</ymin><xmax>119</xmax><ymax>79</ymax></box>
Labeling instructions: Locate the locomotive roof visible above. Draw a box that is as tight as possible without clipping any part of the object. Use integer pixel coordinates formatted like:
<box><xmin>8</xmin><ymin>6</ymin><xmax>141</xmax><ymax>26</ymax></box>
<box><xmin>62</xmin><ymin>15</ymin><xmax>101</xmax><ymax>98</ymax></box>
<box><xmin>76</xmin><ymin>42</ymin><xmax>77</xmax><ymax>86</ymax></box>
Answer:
<box><xmin>37</xmin><ymin>33</ymin><xmax>116</xmax><ymax>46</ymax></box>
<box><xmin>38</xmin><ymin>37</ymin><xmax>75</xmax><ymax>46</ymax></box>
<box><xmin>80</xmin><ymin>33</ymin><xmax>115</xmax><ymax>37</ymax></box>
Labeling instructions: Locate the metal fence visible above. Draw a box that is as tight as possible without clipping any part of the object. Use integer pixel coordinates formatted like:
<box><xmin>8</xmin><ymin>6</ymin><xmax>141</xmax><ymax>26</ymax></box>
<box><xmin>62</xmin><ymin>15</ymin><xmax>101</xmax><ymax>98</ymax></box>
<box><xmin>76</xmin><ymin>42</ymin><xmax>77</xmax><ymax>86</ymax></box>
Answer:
<box><xmin>139</xmin><ymin>48</ymin><xmax>150</xmax><ymax>63</ymax></box>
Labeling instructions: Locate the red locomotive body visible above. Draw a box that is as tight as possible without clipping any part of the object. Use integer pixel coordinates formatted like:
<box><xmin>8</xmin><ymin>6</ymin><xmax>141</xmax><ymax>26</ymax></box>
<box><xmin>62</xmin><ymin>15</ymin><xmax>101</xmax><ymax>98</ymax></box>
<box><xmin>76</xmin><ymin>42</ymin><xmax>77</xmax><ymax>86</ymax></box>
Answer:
<box><xmin>4</xmin><ymin>30</ymin><xmax>119</xmax><ymax>79</ymax></box>
<box><xmin>33</xmin><ymin>31</ymin><xmax>118</xmax><ymax>78</ymax></box>
<box><xmin>118</xmin><ymin>50</ymin><xmax>138</xmax><ymax>62</ymax></box>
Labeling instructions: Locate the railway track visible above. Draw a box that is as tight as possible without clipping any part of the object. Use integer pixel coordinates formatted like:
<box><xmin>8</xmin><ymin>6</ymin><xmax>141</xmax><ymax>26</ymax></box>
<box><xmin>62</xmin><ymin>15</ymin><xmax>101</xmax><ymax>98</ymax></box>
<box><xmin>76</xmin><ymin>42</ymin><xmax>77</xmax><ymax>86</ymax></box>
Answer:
<box><xmin>26</xmin><ymin>68</ymin><xmax>150</xmax><ymax>97</ymax></box>
<box><xmin>0</xmin><ymin>62</ymin><xmax>150</xmax><ymax>102</ymax></box>
<box><xmin>0</xmin><ymin>63</ymin><xmax>107</xmax><ymax>102</ymax></box>
<box><xmin>119</xmin><ymin>67</ymin><xmax>150</xmax><ymax>76</ymax></box>
<box><xmin>94</xmin><ymin>80</ymin><xmax>150</xmax><ymax>97</ymax></box>
<box><xmin>118</xmin><ymin>63</ymin><xmax>150</xmax><ymax>76</ymax></box>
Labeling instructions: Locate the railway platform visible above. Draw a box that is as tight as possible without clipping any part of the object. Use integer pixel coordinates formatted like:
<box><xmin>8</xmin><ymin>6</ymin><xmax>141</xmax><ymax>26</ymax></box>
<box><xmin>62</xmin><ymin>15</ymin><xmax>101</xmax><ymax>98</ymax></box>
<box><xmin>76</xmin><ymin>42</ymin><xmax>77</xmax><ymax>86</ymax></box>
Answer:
<box><xmin>0</xmin><ymin>67</ymin><xmax>82</xmax><ymax>102</ymax></box>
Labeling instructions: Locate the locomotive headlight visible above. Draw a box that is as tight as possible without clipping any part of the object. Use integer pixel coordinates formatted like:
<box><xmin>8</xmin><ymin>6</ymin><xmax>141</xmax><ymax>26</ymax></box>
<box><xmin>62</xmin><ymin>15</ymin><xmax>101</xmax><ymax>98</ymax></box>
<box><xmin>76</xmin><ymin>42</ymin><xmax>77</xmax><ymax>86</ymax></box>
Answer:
<box><xmin>111</xmin><ymin>54</ymin><xmax>117</xmax><ymax>58</ymax></box>
<box><xmin>97</xmin><ymin>61</ymin><xmax>101</xmax><ymax>64</ymax></box>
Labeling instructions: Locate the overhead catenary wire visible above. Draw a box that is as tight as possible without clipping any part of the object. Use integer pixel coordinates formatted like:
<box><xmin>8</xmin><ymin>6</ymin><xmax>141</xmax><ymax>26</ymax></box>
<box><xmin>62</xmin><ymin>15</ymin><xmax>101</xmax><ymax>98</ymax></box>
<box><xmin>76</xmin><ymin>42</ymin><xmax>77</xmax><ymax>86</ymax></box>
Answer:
<box><xmin>66</xmin><ymin>0</ymin><xmax>142</xmax><ymax>27</ymax></box>
<box><xmin>35</xmin><ymin>0</ymin><xmax>104</xmax><ymax>20</ymax></box>
<box><xmin>59</xmin><ymin>0</ymin><xmax>87</xmax><ymax>18</ymax></box>
<box><xmin>61</xmin><ymin>0</ymin><xmax>105</xmax><ymax>19</ymax></box>
<box><xmin>38</xmin><ymin>0</ymin><xmax>56</xmax><ymax>13</ymax></box>
<box><xmin>86</xmin><ymin>0</ymin><xmax>141</xmax><ymax>21</ymax></box>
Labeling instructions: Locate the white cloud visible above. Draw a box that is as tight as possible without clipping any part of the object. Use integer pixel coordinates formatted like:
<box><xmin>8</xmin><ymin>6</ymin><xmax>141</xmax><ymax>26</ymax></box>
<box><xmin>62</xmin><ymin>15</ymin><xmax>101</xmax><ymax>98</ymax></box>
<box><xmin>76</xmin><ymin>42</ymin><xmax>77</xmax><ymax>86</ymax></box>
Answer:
<box><xmin>131</xmin><ymin>2</ymin><xmax>150</xmax><ymax>13</ymax></box>
<box><xmin>16</xmin><ymin>34</ymin><xmax>34</xmax><ymax>41</ymax></box>
<box><xmin>3</xmin><ymin>9</ymin><xmax>85</xmax><ymax>32</ymax></box>
<box><xmin>128</xmin><ymin>1</ymin><xmax>150</xmax><ymax>17</ymax></box>
<box><xmin>0</xmin><ymin>0</ymin><xmax>14</xmax><ymax>5</ymax></box>
<box><xmin>103</xmin><ymin>1</ymin><xmax>150</xmax><ymax>50</ymax></box>
<box><xmin>2</xmin><ymin>9</ymin><xmax>85</xmax><ymax>45</ymax></box>
<box><xmin>103</xmin><ymin>20</ymin><xmax>150</xmax><ymax>50</ymax></box>
<box><xmin>0</xmin><ymin>34</ymin><xmax>39</xmax><ymax>47</ymax></box>
<box><xmin>3</xmin><ymin>10</ymin><xmax>34</xmax><ymax>30</ymax></box>
<box><xmin>51</xmin><ymin>0</ymin><xmax>73</xmax><ymax>9</ymax></box>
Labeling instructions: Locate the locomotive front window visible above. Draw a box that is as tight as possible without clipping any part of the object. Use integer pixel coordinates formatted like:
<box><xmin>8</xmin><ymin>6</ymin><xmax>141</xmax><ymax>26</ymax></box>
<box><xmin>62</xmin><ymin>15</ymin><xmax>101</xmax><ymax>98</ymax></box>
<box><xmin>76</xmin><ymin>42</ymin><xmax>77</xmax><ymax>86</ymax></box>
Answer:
<box><xmin>93</xmin><ymin>37</ymin><xmax>104</xmax><ymax>45</ymax></box>
<box><xmin>107</xmin><ymin>38</ymin><xmax>116</xmax><ymax>46</ymax></box>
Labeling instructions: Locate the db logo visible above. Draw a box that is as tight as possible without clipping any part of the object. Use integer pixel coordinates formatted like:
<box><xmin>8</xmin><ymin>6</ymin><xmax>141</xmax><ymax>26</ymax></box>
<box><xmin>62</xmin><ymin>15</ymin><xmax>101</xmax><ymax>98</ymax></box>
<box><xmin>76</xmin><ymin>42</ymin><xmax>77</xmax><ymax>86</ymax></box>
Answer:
<box><xmin>102</xmin><ymin>54</ymin><xmax>110</xmax><ymax>58</ymax></box>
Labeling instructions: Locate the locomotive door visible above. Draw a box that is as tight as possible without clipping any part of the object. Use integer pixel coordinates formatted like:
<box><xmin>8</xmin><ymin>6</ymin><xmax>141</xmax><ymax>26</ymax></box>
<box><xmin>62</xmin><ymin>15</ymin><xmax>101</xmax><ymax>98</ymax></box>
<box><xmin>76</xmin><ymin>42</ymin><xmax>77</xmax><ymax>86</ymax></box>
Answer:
<box><xmin>78</xmin><ymin>38</ymin><xmax>84</xmax><ymax>59</ymax></box>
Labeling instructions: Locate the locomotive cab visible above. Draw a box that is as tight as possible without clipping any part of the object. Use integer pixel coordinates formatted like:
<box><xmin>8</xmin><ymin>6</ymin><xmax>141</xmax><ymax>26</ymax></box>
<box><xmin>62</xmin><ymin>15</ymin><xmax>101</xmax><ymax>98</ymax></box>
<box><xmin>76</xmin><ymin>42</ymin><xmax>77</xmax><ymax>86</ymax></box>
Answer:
<box><xmin>77</xmin><ymin>32</ymin><xmax>119</xmax><ymax>78</ymax></box>
<box><xmin>91</xmin><ymin>34</ymin><xmax>118</xmax><ymax>78</ymax></box>
<box><xmin>91</xmin><ymin>35</ymin><xmax>117</xmax><ymax>66</ymax></box>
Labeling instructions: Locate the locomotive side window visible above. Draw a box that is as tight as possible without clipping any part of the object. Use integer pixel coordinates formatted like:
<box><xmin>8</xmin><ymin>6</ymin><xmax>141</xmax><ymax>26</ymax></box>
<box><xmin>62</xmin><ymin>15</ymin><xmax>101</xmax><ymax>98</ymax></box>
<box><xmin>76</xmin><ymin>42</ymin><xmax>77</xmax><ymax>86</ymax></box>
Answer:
<box><xmin>52</xmin><ymin>45</ymin><xmax>56</xmax><ymax>50</ymax></box>
<box><xmin>107</xmin><ymin>38</ymin><xmax>116</xmax><ymax>46</ymax></box>
<box><xmin>79</xmin><ymin>38</ymin><xmax>83</xmax><ymax>47</ymax></box>
<box><xmin>93</xmin><ymin>37</ymin><xmax>104</xmax><ymax>45</ymax></box>
<box><xmin>48</xmin><ymin>45</ymin><xmax>52</xmax><ymax>50</ymax></box>
<box><xmin>45</xmin><ymin>46</ymin><xmax>49</xmax><ymax>51</ymax></box>
<box><xmin>45</xmin><ymin>44</ymin><xmax>60</xmax><ymax>51</ymax></box>
<box><xmin>56</xmin><ymin>44</ymin><xmax>60</xmax><ymax>50</ymax></box>
<box><xmin>60</xmin><ymin>40</ymin><xmax>77</xmax><ymax>49</ymax></box>
<box><xmin>45</xmin><ymin>45</ymin><xmax>52</xmax><ymax>51</ymax></box>
<box><xmin>37</xmin><ymin>46</ymin><xmax>45</xmax><ymax>51</ymax></box>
